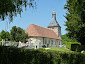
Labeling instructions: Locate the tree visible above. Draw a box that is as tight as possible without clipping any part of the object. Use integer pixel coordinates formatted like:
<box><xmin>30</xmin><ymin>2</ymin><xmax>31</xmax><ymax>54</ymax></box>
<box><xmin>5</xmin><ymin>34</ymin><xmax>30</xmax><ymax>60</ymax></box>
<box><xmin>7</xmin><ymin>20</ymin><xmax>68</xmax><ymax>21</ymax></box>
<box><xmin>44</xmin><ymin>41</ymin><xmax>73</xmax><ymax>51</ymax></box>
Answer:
<box><xmin>0</xmin><ymin>0</ymin><xmax>36</xmax><ymax>22</ymax></box>
<box><xmin>0</xmin><ymin>30</ymin><xmax>11</xmax><ymax>40</ymax></box>
<box><xmin>10</xmin><ymin>26</ymin><xmax>28</xmax><ymax>42</ymax></box>
<box><xmin>61</xmin><ymin>34</ymin><xmax>78</xmax><ymax>43</ymax></box>
<box><xmin>5</xmin><ymin>31</ymin><xmax>11</xmax><ymax>41</ymax></box>
<box><xmin>0</xmin><ymin>30</ymin><xmax>6</xmax><ymax>40</ymax></box>
<box><xmin>64</xmin><ymin>0</ymin><xmax>85</xmax><ymax>45</ymax></box>
<box><xmin>61</xmin><ymin>34</ymin><xmax>80</xmax><ymax>49</ymax></box>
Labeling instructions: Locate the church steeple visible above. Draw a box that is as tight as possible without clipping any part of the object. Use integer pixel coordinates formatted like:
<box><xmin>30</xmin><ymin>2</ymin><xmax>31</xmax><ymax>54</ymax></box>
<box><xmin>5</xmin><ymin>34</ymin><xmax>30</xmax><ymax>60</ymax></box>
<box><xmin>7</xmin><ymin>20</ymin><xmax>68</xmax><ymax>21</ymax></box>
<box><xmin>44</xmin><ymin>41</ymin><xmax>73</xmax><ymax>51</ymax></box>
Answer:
<box><xmin>52</xmin><ymin>10</ymin><xmax>56</xmax><ymax>20</ymax></box>
<box><xmin>48</xmin><ymin>10</ymin><xmax>61</xmax><ymax>37</ymax></box>
<box><xmin>48</xmin><ymin>10</ymin><xmax>60</xmax><ymax>28</ymax></box>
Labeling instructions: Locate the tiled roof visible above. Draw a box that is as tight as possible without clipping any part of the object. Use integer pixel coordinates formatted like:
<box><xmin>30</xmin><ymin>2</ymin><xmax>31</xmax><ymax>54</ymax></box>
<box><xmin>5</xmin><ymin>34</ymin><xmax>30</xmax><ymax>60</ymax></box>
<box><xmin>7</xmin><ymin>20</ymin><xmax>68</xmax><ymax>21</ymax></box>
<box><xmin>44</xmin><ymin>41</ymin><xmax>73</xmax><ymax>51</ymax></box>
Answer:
<box><xmin>25</xmin><ymin>24</ymin><xmax>61</xmax><ymax>40</ymax></box>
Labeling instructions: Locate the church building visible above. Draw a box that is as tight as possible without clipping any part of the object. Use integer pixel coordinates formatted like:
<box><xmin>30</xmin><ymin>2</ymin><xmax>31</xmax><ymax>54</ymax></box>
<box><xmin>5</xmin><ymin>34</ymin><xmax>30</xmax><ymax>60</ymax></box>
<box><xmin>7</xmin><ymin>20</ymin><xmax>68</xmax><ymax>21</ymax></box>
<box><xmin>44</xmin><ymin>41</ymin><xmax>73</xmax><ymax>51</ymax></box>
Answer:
<box><xmin>25</xmin><ymin>11</ymin><xmax>62</xmax><ymax>49</ymax></box>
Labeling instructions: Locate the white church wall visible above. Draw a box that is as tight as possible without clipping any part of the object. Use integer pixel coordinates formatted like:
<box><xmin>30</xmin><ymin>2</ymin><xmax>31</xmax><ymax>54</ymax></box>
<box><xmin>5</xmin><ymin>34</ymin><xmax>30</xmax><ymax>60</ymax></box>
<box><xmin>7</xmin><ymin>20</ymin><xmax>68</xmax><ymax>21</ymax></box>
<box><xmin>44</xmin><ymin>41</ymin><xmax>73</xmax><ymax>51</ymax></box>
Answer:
<box><xmin>28</xmin><ymin>37</ymin><xmax>44</xmax><ymax>49</ymax></box>
<box><xmin>28</xmin><ymin>37</ymin><xmax>61</xmax><ymax>49</ymax></box>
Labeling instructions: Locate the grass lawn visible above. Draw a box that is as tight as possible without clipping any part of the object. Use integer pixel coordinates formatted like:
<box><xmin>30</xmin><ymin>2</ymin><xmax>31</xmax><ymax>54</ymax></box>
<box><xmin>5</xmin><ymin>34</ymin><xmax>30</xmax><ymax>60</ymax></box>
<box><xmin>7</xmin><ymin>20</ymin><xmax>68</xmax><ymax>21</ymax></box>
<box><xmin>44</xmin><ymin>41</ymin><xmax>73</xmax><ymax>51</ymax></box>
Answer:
<box><xmin>44</xmin><ymin>47</ymin><xmax>73</xmax><ymax>52</ymax></box>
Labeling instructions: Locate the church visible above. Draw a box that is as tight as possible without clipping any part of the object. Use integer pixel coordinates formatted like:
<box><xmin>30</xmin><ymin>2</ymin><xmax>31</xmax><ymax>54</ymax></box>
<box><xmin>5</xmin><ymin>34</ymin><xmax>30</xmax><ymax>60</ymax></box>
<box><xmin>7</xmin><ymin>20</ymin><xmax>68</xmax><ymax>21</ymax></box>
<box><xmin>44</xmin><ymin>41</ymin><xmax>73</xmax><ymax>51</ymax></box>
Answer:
<box><xmin>25</xmin><ymin>11</ymin><xmax>62</xmax><ymax>49</ymax></box>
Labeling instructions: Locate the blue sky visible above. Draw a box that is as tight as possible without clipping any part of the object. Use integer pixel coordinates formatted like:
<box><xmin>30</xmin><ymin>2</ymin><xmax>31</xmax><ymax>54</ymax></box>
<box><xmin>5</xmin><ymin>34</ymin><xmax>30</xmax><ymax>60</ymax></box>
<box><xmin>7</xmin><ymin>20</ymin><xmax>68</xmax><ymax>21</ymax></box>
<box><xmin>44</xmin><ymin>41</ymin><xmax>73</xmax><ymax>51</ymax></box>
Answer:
<box><xmin>0</xmin><ymin>0</ymin><xmax>67</xmax><ymax>35</ymax></box>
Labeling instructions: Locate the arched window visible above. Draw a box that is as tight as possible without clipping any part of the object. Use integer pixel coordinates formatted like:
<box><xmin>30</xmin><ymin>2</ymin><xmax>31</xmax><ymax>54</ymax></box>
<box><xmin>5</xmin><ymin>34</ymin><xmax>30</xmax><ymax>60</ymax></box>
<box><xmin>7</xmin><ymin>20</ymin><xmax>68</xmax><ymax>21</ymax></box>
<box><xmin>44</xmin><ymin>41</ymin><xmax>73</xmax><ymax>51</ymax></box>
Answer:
<box><xmin>51</xmin><ymin>40</ymin><xmax>53</xmax><ymax>45</ymax></box>
<box><xmin>59</xmin><ymin>42</ymin><xmax>60</xmax><ymax>45</ymax></box>
<box><xmin>49</xmin><ymin>41</ymin><xmax>50</xmax><ymax>44</ymax></box>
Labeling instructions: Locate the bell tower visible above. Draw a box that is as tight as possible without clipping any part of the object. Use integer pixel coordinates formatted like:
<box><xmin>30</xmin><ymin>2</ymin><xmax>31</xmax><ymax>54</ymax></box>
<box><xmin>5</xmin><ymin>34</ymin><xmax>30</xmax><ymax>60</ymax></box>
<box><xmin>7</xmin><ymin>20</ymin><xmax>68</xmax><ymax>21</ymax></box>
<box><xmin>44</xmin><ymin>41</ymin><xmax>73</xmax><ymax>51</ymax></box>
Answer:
<box><xmin>48</xmin><ymin>10</ymin><xmax>61</xmax><ymax>37</ymax></box>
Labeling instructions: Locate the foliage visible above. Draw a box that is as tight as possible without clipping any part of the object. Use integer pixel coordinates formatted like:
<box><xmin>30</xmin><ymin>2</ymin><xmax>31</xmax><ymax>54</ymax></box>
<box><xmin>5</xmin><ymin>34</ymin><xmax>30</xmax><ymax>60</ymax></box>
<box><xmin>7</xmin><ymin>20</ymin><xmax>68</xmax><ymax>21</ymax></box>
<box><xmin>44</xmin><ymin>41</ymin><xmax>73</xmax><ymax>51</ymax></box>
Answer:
<box><xmin>64</xmin><ymin>0</ymin><xmax>85</xmax><ymax>45</ymax></box>
<box><xmin>61</xmin><ymin>34</ymin><xmax>80</xmax><ymax>49</ymax></box>
<box><xmin>0</xmin><ymin>38</ymin><xmax>2</xmax><ymax>41</ymax></box>
<box><xmin>0</xmin><ymin>30</ymin><xmax>6</xmax><ymax>40</ymax></box>
<box><xmin>10</xmin><ymin>26</ymin><xmax>28</xmax><ymax>42</ymax></box>
<box><xmin>0</xmin><ymin>26</ymin><xmax>28</xmax><ymax>42</ymax></box>
<box><xmin>0</xmin><ymin>0</ymin><xmax>36</xmax><ymax>22</ymax></box>
<box><xmin>62</xmin><ymin>34</ymin><xmax>78</xmax><ymax>43</ymax></box>
<box><xmin>0</xmin><ymin>30</ymin><xmax>11</xmax><ymax>41</ymax></box>
<box><xmin>71</xmin><ymin>44</ymin><xmax>85</xmax><ymax>52</ymax></box>
<box><xmin>65</xmin><ymin>42</ymin><xmax>75</xmax><ymax>49</ymax></box>
<box><xmin>5</xmin><ymin>31</ymin><xmax>11</xmax><ymax>40</ymax></box>
<box><xmin>47</xmin><ymin>47</ymin><xmax>72</xmax><ymax>52</ymax></box>
<box><xmin>0</xmin><ymin>46</ymin><xmax>85</xmax><ymax>64</ymax></box>
<box><xmin>39</xmin><ymin>48</ymin><xmax>46</xmax><ymax>50</ymax></box>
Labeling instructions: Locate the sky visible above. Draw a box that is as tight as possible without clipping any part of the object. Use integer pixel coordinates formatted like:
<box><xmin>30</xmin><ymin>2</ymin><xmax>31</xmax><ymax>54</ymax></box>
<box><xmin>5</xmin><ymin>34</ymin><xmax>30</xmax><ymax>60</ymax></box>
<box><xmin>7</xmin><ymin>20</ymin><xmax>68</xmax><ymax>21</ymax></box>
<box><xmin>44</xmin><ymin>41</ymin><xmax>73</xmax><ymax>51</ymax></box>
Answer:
<box><xmin>0</xmin><ymin>0</ymin><xmax>67</xmax><ymax>35</ymax></box>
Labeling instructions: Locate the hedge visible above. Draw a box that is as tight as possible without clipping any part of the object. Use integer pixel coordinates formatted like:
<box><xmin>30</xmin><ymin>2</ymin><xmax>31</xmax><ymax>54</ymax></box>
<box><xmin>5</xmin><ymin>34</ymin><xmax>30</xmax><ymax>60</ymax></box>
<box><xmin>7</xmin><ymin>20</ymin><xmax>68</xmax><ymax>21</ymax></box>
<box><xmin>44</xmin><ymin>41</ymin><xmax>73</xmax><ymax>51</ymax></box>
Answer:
<box><xmin>71</xmin><ymin>44</ymin><xmax>85</xmax><ymax>52</ymax></box>
<box><xmin>0</xmin><ymin>46</ymin><xmax>85</xmax><ymax>64</ymax></box>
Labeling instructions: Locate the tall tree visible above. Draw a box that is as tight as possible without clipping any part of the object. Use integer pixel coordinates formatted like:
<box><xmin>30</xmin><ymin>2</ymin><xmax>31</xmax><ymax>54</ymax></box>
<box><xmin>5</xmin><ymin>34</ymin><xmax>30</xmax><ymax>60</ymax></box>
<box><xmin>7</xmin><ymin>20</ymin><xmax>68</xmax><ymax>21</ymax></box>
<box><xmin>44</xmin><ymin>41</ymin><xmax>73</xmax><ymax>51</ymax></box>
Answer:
<box><xmin>0</xmin><ymin>30</ymin><xmax>11</xmax><ymax>40</ymax></box>
<box><xmin>64</xmin><ymin>0</ymin><xmax>85</xmax><ymax>45</ymax></box>
<box><xmin>0</xmin><ymin>0</ymin><xmax>36</xmax><ymax>22</ymax></box>
<box><xmin>10</xmin><ymin>26</ymin><xmax>28</xmax><ymax>42</ymax></box>
<box><xmin>0</xmin><ymin>30</ymin><xmax>6</xmax><ymax>40</ymax></box>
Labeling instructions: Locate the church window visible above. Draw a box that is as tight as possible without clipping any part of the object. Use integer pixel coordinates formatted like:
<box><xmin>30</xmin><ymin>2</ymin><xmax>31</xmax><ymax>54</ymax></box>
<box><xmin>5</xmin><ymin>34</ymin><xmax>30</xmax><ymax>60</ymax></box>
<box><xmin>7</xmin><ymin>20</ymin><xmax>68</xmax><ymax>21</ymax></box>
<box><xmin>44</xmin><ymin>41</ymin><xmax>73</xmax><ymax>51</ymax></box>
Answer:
<box><xmin>49</xmin><ymin>41</ymin><xmax>50</xmax><ymax>44</ymax></box>
<box><xmin>59</xmin><ymin>42</ymin><xmax>60</xmax><ymax>45</ymax></box>
<box><xmin>51</xmin><ymin>40</ymin><xmax>53</xmax><ymax>45</ymax></box>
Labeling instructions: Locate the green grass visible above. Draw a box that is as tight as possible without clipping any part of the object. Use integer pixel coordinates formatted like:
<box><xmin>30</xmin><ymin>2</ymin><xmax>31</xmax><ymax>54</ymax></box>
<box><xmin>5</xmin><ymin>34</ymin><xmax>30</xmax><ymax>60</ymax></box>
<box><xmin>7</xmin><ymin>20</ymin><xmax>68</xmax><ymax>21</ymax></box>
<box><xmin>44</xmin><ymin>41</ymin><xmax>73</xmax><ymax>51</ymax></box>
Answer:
<box><xmin>45</xmin><ymin>47</ymin><xmax>73</xmax><ymax>52</ymax></box>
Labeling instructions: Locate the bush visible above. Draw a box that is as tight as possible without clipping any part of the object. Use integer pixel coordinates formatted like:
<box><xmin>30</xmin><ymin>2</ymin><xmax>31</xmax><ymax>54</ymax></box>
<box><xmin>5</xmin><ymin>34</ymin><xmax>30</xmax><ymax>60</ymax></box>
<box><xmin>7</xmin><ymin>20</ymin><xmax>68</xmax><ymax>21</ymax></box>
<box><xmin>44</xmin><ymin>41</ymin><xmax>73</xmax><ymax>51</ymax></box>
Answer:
<box><xmin>61</xmin><ymin>34</ymin><xmax>81</xmax><ymax>49</ymax></box>
<box><xmin>65</xmin><ymin>42</ymin><xmax>80</xmax><ymax>49</ymax></box>
<box><xmin>0</xmin><ymin>46</ymin><xmax>85</xmax><ymax>64</ymax></box>
<box><xmin>71</xmin><ymin>44</ymin><xmax>85</xmax><ymax>52</ymax></box>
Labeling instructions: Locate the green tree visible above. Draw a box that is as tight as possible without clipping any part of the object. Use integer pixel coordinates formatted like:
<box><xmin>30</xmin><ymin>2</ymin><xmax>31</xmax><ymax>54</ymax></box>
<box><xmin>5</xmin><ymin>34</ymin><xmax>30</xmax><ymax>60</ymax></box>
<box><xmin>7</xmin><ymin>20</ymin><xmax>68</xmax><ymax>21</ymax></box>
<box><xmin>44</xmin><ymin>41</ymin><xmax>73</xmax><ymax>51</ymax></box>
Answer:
<box><xmin>5</xmin><ymin>31</ymin><xmax>11</xmax><ymax>41</ymax></box>
<box><xmin>0</xmin><ymin>30</ymin><xmax>6</xmax><ymax>40</ymax></box>
<box><xmin>61</xmin><ymin>34</ymin><xmax>80</xmax><ymax>49</ymax></box>
<box><xmin>10</xmin><ymin>26</ymin><xmax>28</xmax><ymax>42</ymax></box>
<box><xmin>0</xmin><ymin>0</ymin><xmax>36</xmax><ymax>22</ymax></box>
<box><xmin>0</xmin><ymin>30</ymin><xmax>11</xmax><ymax>40</ymax></box>
<box><xmin>61</xmin><ymin>34</ymin><xmax>78</xmax><ymax>43</ymax></box>
<box><xmin>64</xmin><ymin>0</ymin><xmax>85</xmax><ymax>45</ymax></box>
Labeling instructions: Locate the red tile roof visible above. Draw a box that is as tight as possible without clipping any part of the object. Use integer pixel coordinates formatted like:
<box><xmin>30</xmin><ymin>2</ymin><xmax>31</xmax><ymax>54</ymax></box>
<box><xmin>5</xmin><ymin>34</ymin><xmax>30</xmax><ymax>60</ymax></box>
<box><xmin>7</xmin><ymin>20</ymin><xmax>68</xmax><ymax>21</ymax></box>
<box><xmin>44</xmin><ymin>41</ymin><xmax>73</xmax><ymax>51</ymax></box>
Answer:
<box><xmin>25</xmin><ymin>24</ymin><xmax>61</xmax><ymax>40</ymax></box>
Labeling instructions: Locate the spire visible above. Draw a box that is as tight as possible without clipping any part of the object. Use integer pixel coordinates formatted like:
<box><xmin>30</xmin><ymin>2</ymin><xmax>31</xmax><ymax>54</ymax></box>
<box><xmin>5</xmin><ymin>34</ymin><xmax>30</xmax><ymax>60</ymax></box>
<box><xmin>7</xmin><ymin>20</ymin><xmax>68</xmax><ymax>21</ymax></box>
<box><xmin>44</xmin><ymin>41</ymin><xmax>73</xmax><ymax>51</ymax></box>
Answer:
<box><xmin>48</xmin><ymin>10</ymin><xmax>60</xmax><ymax>28</ymax></box>
<box><xmin>52</xmin><ymin>10</ymin><xmax>56</xmax><ymax>20</ymax></box>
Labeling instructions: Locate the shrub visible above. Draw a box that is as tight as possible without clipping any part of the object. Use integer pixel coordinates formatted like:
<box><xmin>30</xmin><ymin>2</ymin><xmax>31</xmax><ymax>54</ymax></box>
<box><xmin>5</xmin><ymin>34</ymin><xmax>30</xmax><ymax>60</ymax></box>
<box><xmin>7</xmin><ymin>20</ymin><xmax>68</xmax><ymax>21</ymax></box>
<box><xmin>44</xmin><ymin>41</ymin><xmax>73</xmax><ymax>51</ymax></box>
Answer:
<box><xmin>71</xmin><ymin>44</ymin><xmax>85</xmax><ymax>52</ymax></box>
<box><xmin>65</xmin><ymin>42</ymin><xmax>80</xmax><ymax>49</ymax></box>
<box><xmin>0</xmin><ymin>46</ymin><xmax>85</xmax><ymax>64</ymax></box>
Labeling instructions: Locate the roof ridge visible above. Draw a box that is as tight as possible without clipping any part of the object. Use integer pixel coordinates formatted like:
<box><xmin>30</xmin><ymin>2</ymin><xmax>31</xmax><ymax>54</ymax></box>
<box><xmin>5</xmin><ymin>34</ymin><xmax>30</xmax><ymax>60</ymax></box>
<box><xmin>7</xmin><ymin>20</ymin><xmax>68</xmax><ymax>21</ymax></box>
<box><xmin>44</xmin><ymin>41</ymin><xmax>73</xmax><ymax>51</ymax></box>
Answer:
<box><xmin>31</xmin><ymin>24</ymin><xmax>56</xmax><ymax>32</ymax></box>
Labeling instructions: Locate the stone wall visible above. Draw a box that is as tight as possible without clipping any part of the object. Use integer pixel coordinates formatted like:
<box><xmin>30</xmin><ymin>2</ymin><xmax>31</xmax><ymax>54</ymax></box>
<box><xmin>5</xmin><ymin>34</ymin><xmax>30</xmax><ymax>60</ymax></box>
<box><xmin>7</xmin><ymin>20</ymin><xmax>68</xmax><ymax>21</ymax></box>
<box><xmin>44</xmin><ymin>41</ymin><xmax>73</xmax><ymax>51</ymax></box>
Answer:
<box><xmin>48</xmin><ymin>27</ymin><xmax>61</xmax><ymax>37</ymax></box>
